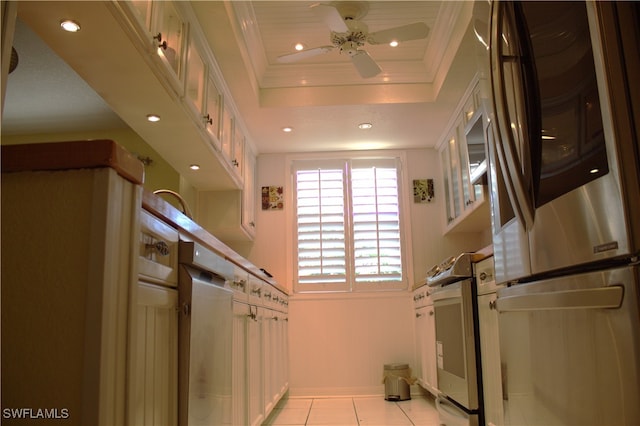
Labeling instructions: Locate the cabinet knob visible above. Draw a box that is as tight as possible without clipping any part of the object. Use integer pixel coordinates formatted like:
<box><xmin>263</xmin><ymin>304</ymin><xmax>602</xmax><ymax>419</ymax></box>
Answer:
<box><xmin>153</xmin><ymin>32</ymin><xmax>167</xmax><ymax>50</ymax></box>
<box><xmin>146</xmin><ymin>240</ymin><xmax>170</xmax><ymax>256</ymax></box>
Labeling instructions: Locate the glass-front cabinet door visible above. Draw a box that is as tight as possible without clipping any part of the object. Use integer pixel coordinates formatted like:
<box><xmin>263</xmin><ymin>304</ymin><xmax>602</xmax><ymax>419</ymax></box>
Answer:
<box><xmin>204</xmin><ymin>73</ymin><xmax>222</xmax><ymax>150</ymax></box>
<box><xmin>127</xmin><ymin>0</ymin><xmax>154</xmax><ymax>33</ymax></box>
<box><xmin>220</xmin><ymin>103</ymin><xmax>234</xmax><ymax>163</ymax></box>
<box><xmin>152</xmin><ymin>1</ymin><xmax>185</xmax><ymax>88</ymax></box>
<box><xmin>185</xmin><ymin>35</ymin><xmax>206</xmax><ymax>121</ymax></box>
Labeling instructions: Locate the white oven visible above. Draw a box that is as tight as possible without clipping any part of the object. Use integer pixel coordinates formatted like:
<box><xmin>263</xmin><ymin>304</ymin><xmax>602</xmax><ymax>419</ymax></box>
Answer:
<box><xmin>427</xmin><ymin>254</ymin><xmax>483</xmax><ymax>426</ymax></box>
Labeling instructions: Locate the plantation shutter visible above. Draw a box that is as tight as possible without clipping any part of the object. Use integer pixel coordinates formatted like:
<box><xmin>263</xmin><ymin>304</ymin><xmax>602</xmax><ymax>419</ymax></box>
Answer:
<box><xmin>293</xmin><ymin>157</ymin><xmax>405</xmax><ymax>292</ymax></box>
<box><xmin>350</xmin><ymin>159</ymin><xmax>402</xmax><ymax>283</ymax></box>
<box><xmin>295</xmin><ymin>161</ymin><xmax>347</xmax><ymax>286</ymax></box>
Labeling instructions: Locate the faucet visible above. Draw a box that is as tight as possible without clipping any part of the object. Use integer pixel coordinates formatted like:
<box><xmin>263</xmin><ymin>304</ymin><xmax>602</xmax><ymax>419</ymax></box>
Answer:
<box><xmin>153</xmin><ymin>189</ymin><xmax>193</xmax><ymax>219</ymax></box>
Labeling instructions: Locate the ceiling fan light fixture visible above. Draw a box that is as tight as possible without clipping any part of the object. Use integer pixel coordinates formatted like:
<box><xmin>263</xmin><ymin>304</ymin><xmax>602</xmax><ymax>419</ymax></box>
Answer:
<box><xmin>60</xmin><ymin>19</ymin><xmax>81</xmax><ymax>33</ymax></box>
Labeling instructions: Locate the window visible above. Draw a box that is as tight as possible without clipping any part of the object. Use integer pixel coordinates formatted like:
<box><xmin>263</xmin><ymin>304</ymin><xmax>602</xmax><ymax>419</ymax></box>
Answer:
<box><xmin>292</xmin><ymin>157</ymin><xmax>407</xmax><ymax>292</ymax></box>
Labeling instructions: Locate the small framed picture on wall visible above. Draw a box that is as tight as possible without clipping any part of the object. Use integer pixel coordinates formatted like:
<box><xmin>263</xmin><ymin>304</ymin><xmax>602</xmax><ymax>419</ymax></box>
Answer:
<box><xmin>413</xmin><ymin>179</ymin><xmax>434</xmax><ymax>203</ymax></box>
<box><xmin>262</xmin><ymin>186</ymin><xmax>284</xmax><ymax>210</ymax></box>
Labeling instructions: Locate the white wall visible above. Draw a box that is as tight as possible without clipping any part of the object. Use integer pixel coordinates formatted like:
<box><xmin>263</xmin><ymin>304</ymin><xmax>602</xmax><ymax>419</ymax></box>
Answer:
<box><xmin>247</xmin><ymin>148</ymin><xmax>488</xmax><ymax>396</ymax></box>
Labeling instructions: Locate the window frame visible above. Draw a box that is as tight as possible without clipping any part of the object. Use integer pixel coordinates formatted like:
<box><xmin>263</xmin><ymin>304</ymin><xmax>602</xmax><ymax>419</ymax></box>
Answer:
<box><xmin>287</xmin><ymin>152</ymin><xmax>412</xmax><ymax>294</ymax></box>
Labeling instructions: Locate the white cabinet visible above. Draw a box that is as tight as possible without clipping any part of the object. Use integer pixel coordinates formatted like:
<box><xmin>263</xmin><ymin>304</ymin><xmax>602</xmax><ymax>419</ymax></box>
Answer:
<box><xmin>413</xmin><ymin>286</ymin><xmax>438</xmax><ymax>396</ymax></box>
<box><xmin>130</xmin><ymin>209</ymin><xmax>179</xmax><ymax>425</ymax></box>
<box><xmin>1</xmin><ymin>146</ymin><xmax>142</xmax><ymax>426</ymax></box>
<box><xmin>232</xmin><ymin>302</ymin><xmax>249</xmax><ymax>425</ymax></box>
<box><xmin>219</xmin><ymin>106</ymin><xmax>245</xmax><ymax>182</ymax></box>
<box><xmin>438</xmin><ymin>76</ymin><xmax>490</xmax><ymax>234</ymax></box>
<box><xmin>122</xmin><ymin>0</ymin><xmax>187</xmax><ymax>95</ymax></box>
<box><xmin>476</xmin><ymin>256</ymin><xmax>504</xmax><ymax>426</ymax></box>
<box><xmin>184</xmin><ymin>34</ymin><xmax>207</xmax><ymax>123</ymax></box>
<box><xmin>195</xmin><ymin>145</ymin><xmax>257</xmax><ymax>243</ymax></box>
<box><xmin>133</xmin><ymin>283</ymin><xmax>179</xmax><ymax>425</ymax></box>
<box><xmin>243</xmin><ymin>144</ymin><xmax>257</xmax><ymax>236</ymax></box>
<box><xmin>204</xmin><ymin>71</ymin><xmax>223</xmax><ymax>150</ymax></box>
<box><xmin>248</xmin><ymin>306</ymin><xmax>265</xmax><ymax>426</ymax></box>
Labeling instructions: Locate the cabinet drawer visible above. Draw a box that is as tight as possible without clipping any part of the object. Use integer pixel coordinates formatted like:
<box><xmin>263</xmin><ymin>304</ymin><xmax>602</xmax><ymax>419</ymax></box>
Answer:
<box><xmin>139</xmin><ymin>210</ymin><xmax>179</xmax><ymax>286</ymax></box>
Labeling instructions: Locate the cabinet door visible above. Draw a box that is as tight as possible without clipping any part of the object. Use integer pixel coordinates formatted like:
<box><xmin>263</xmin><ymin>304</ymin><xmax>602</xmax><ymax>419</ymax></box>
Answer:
<box><xmin>478</xmin><ymin>293</ymin><xmax>504</xmax><ymax>426</ymax></box>
<box><xmin>242</xmin><ymin>146</ymin><xmax>257</xmax><ymax>238</ymax></box>
<box><xmin>232</xmin><ymin>124</ymin><xmax>245</xmax><ymax>179</ymax></box>
<box><xmin>247</xmin><ymin>306</ymin><xmax>265</xmax><ymax>426</ymax></box>
<box><xmin>204</xmin><ymin>72</ymin><xmax>222</xmax><ymax>150</ymax></box>
<box><xmin>263</xmin><ymin>309</ymin><xmax>276</xmax><ymax>415</ymax></box>
<box><xmin>185</xmin><ymin>35</ymin><xmax>207</xmax><ymax>120</ymax></box>
<box><xmin>152</xmin><ymin>1</ymin><xmax>185</xmax><ymax>86</ymax></box>
<box><xmin>414</xmin><ymin>307</ymin><xmax>428</xmax><ymax>387</ymax></box>
<box><xmin>132</xmin><ymin>282</ymin><xmax>178</xmax><ymax>426</ymax></box>
<box><xmin>424</xmin><ymin>303</ymin><xmax>438</xmax><ymax>394</ymax></box>
<box><xmin>126</xmin><ymin>0</ymin><xmax>154</xmax><ymax>34</ymax></box>
<box><xmin>220</xmin><ymin>102</ymin><xmax>234</xmax><ymax>163</ymax></box>
<box><xmin>233</xmin><ymin>302</ymin><xmax>249</xmax><ymax>425</ymax></box>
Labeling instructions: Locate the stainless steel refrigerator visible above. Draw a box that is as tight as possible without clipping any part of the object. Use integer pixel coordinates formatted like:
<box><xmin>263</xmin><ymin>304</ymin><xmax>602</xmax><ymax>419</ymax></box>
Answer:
<box><xmin>475</xmin><ymin>1</ymin><xmax>640</xmax><ymax>424</ymax></box>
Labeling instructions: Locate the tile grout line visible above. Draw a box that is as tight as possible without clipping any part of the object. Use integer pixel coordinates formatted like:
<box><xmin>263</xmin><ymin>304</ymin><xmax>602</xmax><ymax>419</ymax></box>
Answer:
<box><xmin>395</xmin><ymin>400</ymin><xmax>417</xmax><ymax>426</ymax></box>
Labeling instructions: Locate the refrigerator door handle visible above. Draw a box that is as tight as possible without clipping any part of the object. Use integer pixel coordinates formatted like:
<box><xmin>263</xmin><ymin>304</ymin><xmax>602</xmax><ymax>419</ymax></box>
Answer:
<box><xmin>489</xmin><ymin>1</ymin><xmax>537</xmax><ymax>230</ymax></box>
<box><xmin>496</xmin><ymin>285</ymin><xmax>624</xmax><ymax>312</ymax></box>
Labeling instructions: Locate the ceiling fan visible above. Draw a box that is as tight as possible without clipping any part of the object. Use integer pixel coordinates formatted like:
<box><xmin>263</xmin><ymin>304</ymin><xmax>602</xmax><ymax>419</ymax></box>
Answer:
<box><xmin>276</xmin><ymin>1</ymin><xmax>430</xmax><ymax>78</ymax></box>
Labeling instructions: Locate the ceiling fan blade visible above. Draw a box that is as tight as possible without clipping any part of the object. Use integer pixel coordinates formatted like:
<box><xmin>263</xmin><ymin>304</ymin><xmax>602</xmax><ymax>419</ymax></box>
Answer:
<box><xmin>277</xmin><ymin>46</ymin><xmax>335</xmax><ymax>63</ymax></box>
<box><xmin>310</xmin><ymin>3</ymin><xmax>349</xmax><ymax>33</ymax></box>
<box><xmin>368</xmin><ymin>22</ymin><xmax>430</xmax><ymax>45</ymax></box>
<box><xmin>350</xmin><ymin>50</ymin><xmax>382</xmax><ymax>78</ymax></box>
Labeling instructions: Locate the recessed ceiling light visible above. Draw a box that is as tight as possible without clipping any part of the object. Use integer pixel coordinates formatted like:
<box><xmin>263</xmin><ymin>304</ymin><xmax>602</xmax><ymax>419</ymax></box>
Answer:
<box><xmin>294</xmin><ymin>43</ymin><xmax>305</xmax><ymax>51</ymax></box>
<box><xmin>389</xmin><ymin>40</ymin><xmax>399</xmax><ymax>47</ymax></box>
<box><xmin>358</xmin><ymin>122</ymin><xmax>373</xmax><ymax>130</ymax></box>
<box><xmin>146</xmin><ymin>114</ymin><xmax>161</xmax><ymax>122</ymax></box>
<box><xmin>60</xmin><ymin>20</ymin><xmax>81</xmax><ymax>32</ymax></box>
<box><xmin>282</xmin><ymin>127</ymin><xmax>293</xmax><ymax>133</ymax></box>
<box><xmin>189</xmin><ymin>164</ymin><xmax>200</xmax><ymax>171</ymax></box>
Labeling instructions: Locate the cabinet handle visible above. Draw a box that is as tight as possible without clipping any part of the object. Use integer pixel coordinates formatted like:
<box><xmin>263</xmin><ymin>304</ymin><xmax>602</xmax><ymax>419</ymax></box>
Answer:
<box><xmin>180</xmin><ymin>302</ymin><xmax>191</xmax><ymax>316</ymax></box>
<box><xmin>416</xmin><ymin>312</ymin><xmax>424</xmax><ymax>318</ymax></box>
<box><xmin>232</xmin><ymin>159</ymin><xmax>239</xmax><ymax>167</ymax></box>
<box><xmin>203</xmin><ymin>114</ymin><xmax>213</xmax><ymax>125</ymax></box>
<box><xmin>250</xmin><ymin>221</ymin><xmax>256</xmax><ymax>228</ymax></box>
<box><xmin>429</xmin><ymin>310</ymin><xmax>434</xmax><ymax>316</ymax></box>
<box><xmin>247</xmin><ymin>305</ymin><xmax>258</xmax><ymax>321</ymax></box>
<box><xmin>231</xmin><ymin>279</ymin><xmax>246</xmax><ymax>289</ymax></box>
<box><xmin>153</xmin><ymin>32</ymin><xmax>168</xmax><ymax>50</ymax></box>
<box><xmin>146</xmin><ymin>240</ymin><xmax>170</xmax><ymax>256</ymax></box>
<box><xmin>489</xmin><ymin>300</ymin><xmax>497</xmax><ymax>310</ymax></box>
<box><xmin>251</xmin><ymin>287</ymin><xmax>262</xmax><ymax>297</ymax></box>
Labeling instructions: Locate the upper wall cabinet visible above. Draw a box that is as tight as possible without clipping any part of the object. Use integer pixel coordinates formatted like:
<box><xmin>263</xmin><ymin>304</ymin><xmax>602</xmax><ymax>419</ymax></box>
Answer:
<box><xmin>122</xmin><ymin>0</ymin><xmax>187</xmax><ymax>96</ymax></box>
<box><xmin>438</xmin><ymin>76</ymin><xmax>490</xmax><ymax>234</ymax></box>
<box><xmin>110</xmin><ymin>0</ymin><xmax>256</xmax><ymax>193</ymax></box>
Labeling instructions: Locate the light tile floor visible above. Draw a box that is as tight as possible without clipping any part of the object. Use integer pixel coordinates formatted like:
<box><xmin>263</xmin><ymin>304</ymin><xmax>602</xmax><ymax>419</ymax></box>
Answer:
<box><xmin>264</xmin><ymin>395</ymin><xmax>439</xmax><ymax>426</ymax></box>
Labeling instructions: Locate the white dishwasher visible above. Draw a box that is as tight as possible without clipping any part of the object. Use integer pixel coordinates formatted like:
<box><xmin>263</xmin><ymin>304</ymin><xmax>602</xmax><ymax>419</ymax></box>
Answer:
<box><xmin>178</xmin><ymin>241</ymin><xmax>235</xmax><ymax>426</ymax></box>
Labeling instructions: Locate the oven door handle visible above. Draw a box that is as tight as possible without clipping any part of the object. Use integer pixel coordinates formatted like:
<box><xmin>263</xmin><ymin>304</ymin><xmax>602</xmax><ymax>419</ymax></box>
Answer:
<box><xmin>436</xmin><ymin>394</ymin><xmax>470</xmax><ymax>424</ymax></box>
<box><xmin>496</xmin><ymin>285</ymin><xmax>623</xmax><ymax>312</ymax></box>
<box><xmin>431</xmin><ymin>286</ymin><xmax>462</xmax><ymax>302</ymax></box>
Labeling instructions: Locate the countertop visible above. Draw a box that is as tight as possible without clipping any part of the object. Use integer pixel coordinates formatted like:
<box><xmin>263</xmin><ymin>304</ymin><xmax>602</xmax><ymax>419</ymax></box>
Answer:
<box><xmin>1</xmin><ymin>139</ymin><xmax>145</xmax><ymax>184</ymax></box>
<box><xmin>142</xmin><ymin>189</ymin><xmax>285</xmax><ymax>293</ymax></box>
